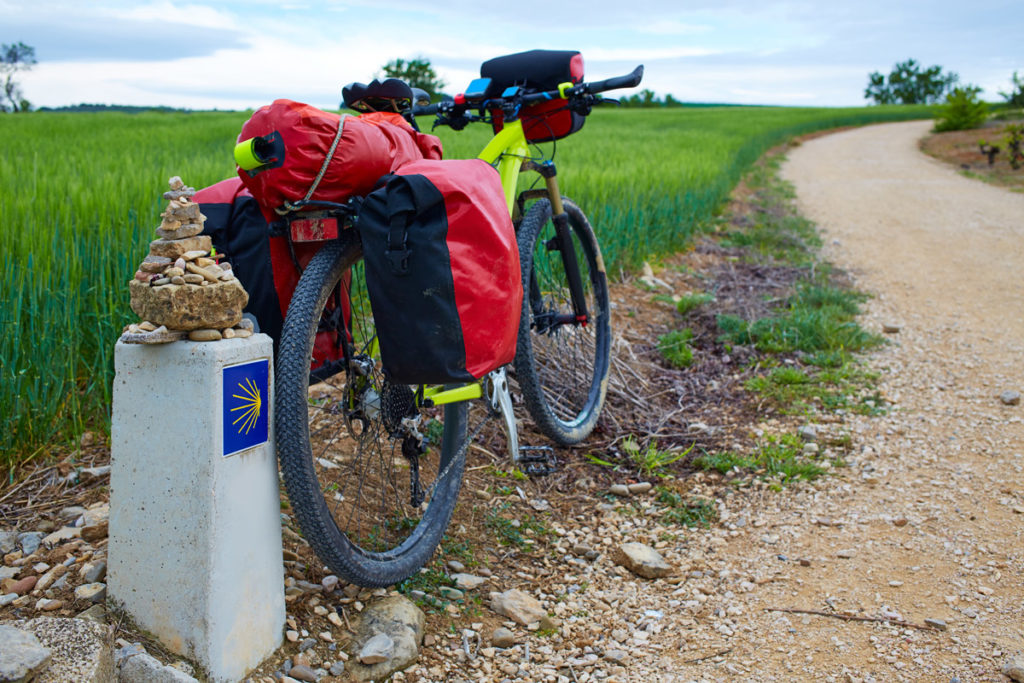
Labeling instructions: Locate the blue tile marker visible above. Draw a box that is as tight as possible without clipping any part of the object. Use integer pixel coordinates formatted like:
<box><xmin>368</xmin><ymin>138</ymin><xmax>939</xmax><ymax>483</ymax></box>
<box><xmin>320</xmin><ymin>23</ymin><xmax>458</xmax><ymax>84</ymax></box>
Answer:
<box><xmin>223</xmin><ymin>358</ymin><xmax>269</xmax><ymax>457</ymax></box>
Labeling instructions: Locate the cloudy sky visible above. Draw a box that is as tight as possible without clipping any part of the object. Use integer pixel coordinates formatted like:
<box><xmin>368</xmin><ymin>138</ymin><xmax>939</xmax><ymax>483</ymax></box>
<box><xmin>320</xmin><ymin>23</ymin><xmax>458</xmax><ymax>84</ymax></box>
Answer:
<box><xmin>4</xmin><ymin>0</ymin><xmax>1022</xmax><ymax>110</ymax></box>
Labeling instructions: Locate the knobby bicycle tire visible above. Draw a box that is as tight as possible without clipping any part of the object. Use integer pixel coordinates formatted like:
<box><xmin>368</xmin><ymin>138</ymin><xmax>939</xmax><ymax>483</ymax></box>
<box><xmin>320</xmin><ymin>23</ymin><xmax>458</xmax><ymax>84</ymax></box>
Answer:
<box><xmin>514</xmin><ymin>198</ymin><xmax>611</xmax><ymax>445</ymax></box>
<box><xmin>275</xmin><ymin>234</ymin><xmax>468</xmax><ymax>588</ymax></box>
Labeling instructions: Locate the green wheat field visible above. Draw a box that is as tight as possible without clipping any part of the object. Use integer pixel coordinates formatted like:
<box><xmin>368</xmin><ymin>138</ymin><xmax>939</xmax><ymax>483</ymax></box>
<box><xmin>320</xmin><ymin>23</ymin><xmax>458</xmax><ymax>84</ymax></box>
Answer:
<box><xmin>0</xmin><ymin>104</ymin><xmax>932</xmax><ymax>463</ymax></box>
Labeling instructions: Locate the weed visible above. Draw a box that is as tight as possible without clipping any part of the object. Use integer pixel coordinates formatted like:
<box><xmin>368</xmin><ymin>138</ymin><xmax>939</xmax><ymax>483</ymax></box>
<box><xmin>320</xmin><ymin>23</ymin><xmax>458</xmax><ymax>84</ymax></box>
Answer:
<box><xmin>655</xmin><ymin>486</ymin><xmax>718</xmax><ymax>527</ymax></box>
<box><xmin>676</xmin><ymin>292</ymin><xmax>715</xmax><ymax>315</ymax></box>
<box><xmin>693</xmin><ymin>433</ymin><xmax>829</xmax><ymax>484</ymax></box>
<box><xmin>483</xmin><ymin>502</ymin><xmax>552</xmax><ymax>549</ymax></box>
<box><xmin>657</xmin><ymin>328</ymin><xmax>695</xmax><ymax>368</ymax></box>
<box><xmin>622</xmin><ymin>437</ymin><xmax>692</xmax><ymax>477</ymax></box>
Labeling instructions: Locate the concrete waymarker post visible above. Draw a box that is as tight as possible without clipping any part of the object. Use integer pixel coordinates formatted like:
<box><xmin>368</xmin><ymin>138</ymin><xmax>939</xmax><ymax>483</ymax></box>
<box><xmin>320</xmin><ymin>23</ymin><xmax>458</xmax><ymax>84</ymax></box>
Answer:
<box><xmin>109</xmin><ymin>334</ymin><xmax>285</xmax><ymax>682</ymax></box>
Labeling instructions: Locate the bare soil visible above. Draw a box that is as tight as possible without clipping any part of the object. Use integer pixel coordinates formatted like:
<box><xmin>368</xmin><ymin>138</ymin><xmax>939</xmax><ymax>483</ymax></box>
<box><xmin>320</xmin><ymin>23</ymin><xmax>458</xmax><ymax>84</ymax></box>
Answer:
<box><xmin>920</xmin><ymin>119</ymin><xmax>1024</xmax><ymax>192</ymax></box>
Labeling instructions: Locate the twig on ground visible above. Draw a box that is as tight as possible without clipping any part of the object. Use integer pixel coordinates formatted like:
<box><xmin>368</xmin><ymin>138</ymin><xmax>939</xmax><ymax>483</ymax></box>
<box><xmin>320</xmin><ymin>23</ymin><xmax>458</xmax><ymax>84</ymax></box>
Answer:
<box><xmin>683</xmin><ymin>647</ymin><xmax>733</xmax><ymax>664</ymax></box>
<box><xmin>764</xmin><ymin>607</ymin><xmax>934</xmax><ymax>631</ymax></box>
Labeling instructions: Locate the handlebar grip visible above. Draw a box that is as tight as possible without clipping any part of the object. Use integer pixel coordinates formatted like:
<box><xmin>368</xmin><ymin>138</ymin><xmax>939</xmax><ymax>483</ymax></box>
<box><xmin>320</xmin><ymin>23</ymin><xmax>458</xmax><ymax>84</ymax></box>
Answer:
<box><xmin>412</xmin><ymin>103</ymin><xmax>440</xmax><ymax>116</ymax></box>
<box><xmin>584</xmin><ymin>65</ymin><xmax>644</xmax><ymax>94</ymax></box>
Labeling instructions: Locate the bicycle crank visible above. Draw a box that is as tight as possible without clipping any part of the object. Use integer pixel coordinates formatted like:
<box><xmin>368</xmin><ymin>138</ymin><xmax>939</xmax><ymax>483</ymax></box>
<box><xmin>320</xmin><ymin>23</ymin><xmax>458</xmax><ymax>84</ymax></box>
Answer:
<box><xmin>485</xmin><ymin>367</ymin><xmax>519</xmax><ymax>462</ymax></box>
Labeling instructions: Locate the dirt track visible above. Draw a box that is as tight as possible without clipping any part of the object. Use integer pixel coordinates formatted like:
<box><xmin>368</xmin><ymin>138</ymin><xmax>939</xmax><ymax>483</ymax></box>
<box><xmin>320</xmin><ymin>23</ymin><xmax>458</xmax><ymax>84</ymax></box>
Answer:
<box><xmin>711</xmin><ymin>119</ymin><xmax>1024</xmax><ymax>680</ymax></box>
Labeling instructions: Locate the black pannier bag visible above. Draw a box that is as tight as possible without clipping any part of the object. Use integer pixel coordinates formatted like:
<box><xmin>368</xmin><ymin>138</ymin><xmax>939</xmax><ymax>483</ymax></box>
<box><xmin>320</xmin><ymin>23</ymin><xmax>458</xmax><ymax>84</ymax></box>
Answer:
<box><xmin>481</xmin><ymin>49</ymin><xmax>586</xmax><ymax>142</ymax></box>
<box><xmin>356</xmin><ymin>159</ymin><xmax>522</xmax><ymax>384</ymax></box>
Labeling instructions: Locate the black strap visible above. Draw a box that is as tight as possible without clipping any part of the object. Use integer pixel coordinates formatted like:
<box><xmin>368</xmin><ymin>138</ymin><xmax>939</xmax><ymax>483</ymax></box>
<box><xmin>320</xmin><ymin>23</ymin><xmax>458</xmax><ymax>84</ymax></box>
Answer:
<box><xmin>382</xmin><ymin>174</ymin><xmax>445</xmax><ymax>276</ymax></box>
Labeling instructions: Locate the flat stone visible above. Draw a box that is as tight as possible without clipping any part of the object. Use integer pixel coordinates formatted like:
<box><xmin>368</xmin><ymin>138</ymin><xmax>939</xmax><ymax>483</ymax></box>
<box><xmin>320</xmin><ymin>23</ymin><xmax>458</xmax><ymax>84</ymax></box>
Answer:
<box><xmin>156</xmin><ymin>223</ymin><xmax>203</xmax><ymax>240</ymax></box>
<box><xmin>882</xmin><ymin>323</ymin><xmax>902</xmax><ymax>334</ymax></box>
<box><xmin>182</xmin><ymin>249</ymin><xmax>208</xmax><ymax>261</ymax></box>
<box><xmin>438</xmin><ymin>586</ymin><xmax>463</xmax><ymax>600</ymax></box>
<box><xmin>36</xmin><ymin>598</ymin><xmax>63</xmax><ymax>611</ymax></box>
<box><xmin>491</xmin><ymin>627</ymin><xmax>515</xmax><ymax>648</ymax></box>
<box><xmin>1000</xmin><ymin>391</ymin><xmax>1021</xmax><ymax>406</ymax></box>
<box><xmin>182</xmin><ymin>273</ymin><xmax>205</xmax><ymax>284</ymax></box>
<box><xmin>140</xmin><ymin>255</ymin><xmax>173</xmax><ymax>273</ymax></box>
<box><xmin>627</xmin><ymin>482</ymin><xmax>652</xmax><ymax>495</ymax></box>
<box><xmin>0</xmin><ymin>593</ymin><xmax>18</xmax><ymax>607</ymax></box>
<box><xmin>41</xmin><ymin>526</ymin><xmax>80</xmax><ymax>548</ymax></box>
<box><xmin>358</xmin><ymin>633</ymin><xmax>395</xmax><ymax>665</ymax></box>
<box><xmin>148</xmin><ymin>235</ymin><xmax>211</xmax><ymax>259</ymax></box>
<box><xmin>609</xmin><ymin>484</ymin><xmax>630</xmax><ymax>497</ymax></box>
<box><xmin>613</xmin><ymin>542</ymin><xmax>673</xmax><ymax>579</ymax></box>
<box><xmin>0</xmin><ymin>625</ymin><xmax>51</xmax><ymax>682</ymax></box>
<box><xmin>924</xmin><ymin>618</ymin><xmax>947</xmax><ymax>631</ymax></box>
<box><xmin>0</xmin><ymin>566</ymin><xmax>18</xmax><ymax>581</ymax></box>
<box><xmin>345</xmin><ymin>596</ymin><xmax>424</xmax><ymax>682</ymax></box>
<box><xmin>74</xmin><ymin>582</ymin><xmax>107</xmax><ymax>604</ymax></box>
<box><xmin>75</xmin><ymin>604</ymin><xmax>107</xmax><ymax>624</ymax></box>
<box><xmin>797</xmin><ymin>425</ymin><xmax>818</xmax><ymax>441</ymax></box>
<box><xmin>35</xmin><ymin>564</ymin><xmax>68</xmax><ymax>591</ymax></box>
<box><xmin>185</xmin><ymin>261</ymin><xmax>220</xmax><ymax>283</ymax></box>
<box><xmin>120</xmin><ymin>651</ymin><xmax>199</xmax><ymax>682</ymax></box>
<box><xmin>452</xmin><ymin>573</ymin><xmax>487</xmax><ymax>590</ymax></box>
<box><xmin>80</xmin><ymin>560</ymin><xmax>106</xmax><ymax>584</ymax></box>
<box><xmin>81</xmin><ymin>521</ymin><xmax>108</xmax><ymax>543</ymax></box>
<box><xmin>288</xmin><ymin>664</ymin><xmax>319</xmax><ymax>682</ymax></box>
<box><xmin>329</xmin><ymin>661</ymin><xmax>346</xmax><ymax>676</ymax></box>
<box><xmin>836</xmin><ymin>549</ymin><xmax>856</xmax><ymax>559</ymax></box>
<box><xmin>129</xmin><ymin>278</ymin><xmax>247</xmax><ymax>331</ymax></box>
<box><xmin>0</xmin><ymin>530</ymin><xmax>18</xmax><ymax>554</ymax></box>
<box><xmin>489</xmin><ymin>589</ymin><xmax>546</xmax><ymax>625</ymax></box>
<box><xmin>604</xmin><ymin>649</ymin><xmax>629</xmax><ymax>663</ymax></box>
<box><xmin>80</xmin><ymin>466</ymin><xmax>110</xmax><ymax>483</ymax></box>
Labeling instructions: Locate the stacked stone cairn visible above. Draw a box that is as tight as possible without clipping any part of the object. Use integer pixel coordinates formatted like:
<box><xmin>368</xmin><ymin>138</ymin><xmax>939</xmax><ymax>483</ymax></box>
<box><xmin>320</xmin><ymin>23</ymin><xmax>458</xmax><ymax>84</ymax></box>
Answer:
<box><xmin>121</xmin><ymin>177</ymin><xmax>251</xmax><ymax>344</ymax></box>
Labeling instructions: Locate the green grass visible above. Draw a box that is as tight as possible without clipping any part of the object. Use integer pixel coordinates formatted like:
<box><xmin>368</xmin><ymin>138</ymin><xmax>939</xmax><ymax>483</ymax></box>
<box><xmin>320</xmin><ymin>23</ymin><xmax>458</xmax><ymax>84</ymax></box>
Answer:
<box><xmin>655</xmin><ymin>486</ymin><xmax>718</xmax><ymax>527</ymax></box>
<box><xmin>675</xmin><ymin>292</ymin><xmax>715</xmax><ymax>315</ymax></box>
<box><xmin>2</xmin><ymin>104</ymin><xmax>933</xmax><ymax>461</ymax></box>
<box><xmin>622</xmin><ymin>436</ymin><xmax>691</xmax><ymax>477</ymax></box>
<box><xmin>483</xmin><ymin>501</ymin><xmax>552</xmax><ymax>549</ymax></box>
<box><xmin>693</xmin><ymin>433</ymin><xmax>827</xmax><ymax>484</ymax></box>
<box><xmin>656</xmin><ymin>328</ymin><xmax>695</xmax><ymax>368</ymax></box>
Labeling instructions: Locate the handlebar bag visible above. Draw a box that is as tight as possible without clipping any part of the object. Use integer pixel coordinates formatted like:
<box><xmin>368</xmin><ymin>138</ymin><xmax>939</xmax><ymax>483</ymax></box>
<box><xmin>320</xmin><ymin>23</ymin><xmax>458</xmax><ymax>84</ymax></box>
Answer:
<box><xmin>237</xmin><ymin>100</ymin><xmax>442</xmax><ymax>222</ymax></box>
<box><xmin>481</xmin><ymin>49</ymin><xmax>586</xmax><ymax>142</ymax></box>
<box><xmin>356</xmin><ymin>159</ymin><xmax>522</xmax><ymax>384</ymax></box>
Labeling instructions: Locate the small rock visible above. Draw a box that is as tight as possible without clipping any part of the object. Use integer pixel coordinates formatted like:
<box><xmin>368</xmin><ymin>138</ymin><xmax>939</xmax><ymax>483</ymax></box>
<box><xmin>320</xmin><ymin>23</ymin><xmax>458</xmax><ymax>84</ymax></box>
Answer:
<box><xmin>329</xmin><ymin>660</ymin><xmax>346</xmax><ymax>676</ymax></box>
<box><xmin>18</xmin><ymin>531</ymin><xmax>44</xmax><ymax>555</ymax></box>
<box><xmin>797</xmin><ymin>425</ymin><xmax>818</xmax><ymax>442</ymax></box>
<box><xmin>836</xmin><ymin>549</ymin><xmax>856</xmax><ymax>559</ymax></box>
<box><xmin>288</xmin><ymin>664</ymin><xmax>318</xmax><ymax>682</ymax></box>
<box><xmin>893</xmin><ymin>517</ymin><xmax>909</xmax><ymax>527</ymax></box>
<box><xmin>447</xmin><ymin>560</ymin><xmax>466</xmax><ymax>573</ymax></box>
<box><xmin>75</xmin><ymin>582</ymin><xmax>107</xmax><ymax>604</ymax></box>
<box><xmin>1003</xmin><ymin>656</ymin><xmax>1024</xmax><ymax>682</ymax></box>
<box><xmin>613</xmin><ymin>542</ymin><xmax>673</xmax><ymax>579</ymax></box>
<box><xmin>627</xmin><ymin>482</ymin><xmax>653</xmax><ymax>495</ymax></box>
<box><xmin>359</xmin><ymin>632</ymin><xmax>395</xmax><ymax>665</ymax></box>
<box><xmin>41</xmin><ymin>525</ymin><xmax>81</xmax><ymax>548</ymax></box>
<box><xmin>76</xmin><ymin>603</ymin><xmax>107</xmax><ymax>623</ymax></box>
<box><xmin>604</xmin><ymin>649</ymin><xmax>628</xmax><ymax>664</ymax></box>
<box><xmin>79</xmin><ymin>465</ymin><xmax>111</xmax><ymax>482</ymax></box>
<box><xmin>489</xmin><ymin>589</ymin><xmax>546</xmax><ymax>625</ymax></box>
<box><xmin>58</xmin><ymin>505</ymin><xmax>87</xmax><ymax>521</ymax></box>
<box><xmin>491</xmin><ymin>627</ymin><xmax>515</xmax><ymax>648</ymax></box>
<box><xmin>452</xmin><ymin>573</ymin><xmax>487</xmax><ymax>590</ymax></box>
<box><xmin>0</xmin><ymin>531</ymin><xmax>18</xmax><ymax>554</ymax></box>
<box><xmin>81</xmin><ymin>521</ymin><xmax>108</xmax><ymax>543</ymax></box>
<box><xmin>924</xmin><ymin>618</ymin><xmax>947</xmax><ymax>631</ymax></box>
<box><xmin>799</xmin><ymin>559</ymin><xmax>812</xmax><ymax>567</ymax></box>
<box><xmin>0</xmin><ymin>593</ymin><xmax>18</xmax><ymax>607</ymax></box>
<box><xmin>81</xmin><ymin>560</ymin><xmax>107</xmax><ymax>584</ymax></box>
<box><xmin>7</xmin><ymin>575</ymin><xmax>38</xmax><ymax>595</ymax></box>
<box><xmin>286</xmin><ymin>630</ymin><xmax>299</xmax><ymax>642</ymax></box>
<box><xmin>299</xmin><ymin>638</ymin><xmax>317</xmax><ymax>652</ymax></box>
<box><xmin>321</xmin><ymin>575</ymin><xmax>339</xmax><ymax>592</ymax></box>
<box><xmin>882</xmin><ymin>323</ymin><xmax>902</xmax><ymax>334</ymax></box>
<box><xmin>120</xmin><ymin>650</ymin><xmax>198</xmax><ymax>682</ymax></box>
<box><xmin>802</xmin><ymin>442</ymin><xmax>819</xmax><ymax>455</ymax></box>
<box><xmin>36</xmin><ymin>598</ymin><xmax>63</xmax><ymax>611</ymax></box>
<box><xmin>609</xmin><ymin>484</ymin><xmax>630</xmax><ymax>497</ymax></box>
<box><xmin>611</xmin><ymin>628</ymin><xmax>628</xmax><ymax>642</ymax></box>
<box><xmin>319</xmin><ymin>631</ymin><xmax>333</xmax><ymax>642</ymax></box>
<box><xmin>189</xmin><ymin>328</ymin><xmax>222</xmax><ymax>342</ymax></box>
<box><xmin>0</xmin><ymin>625</ymin><xmax>51</xmax><ymax>681</ymax></box>
<box><xmin>438</xmin><ymin>586</ymin><xmax>464</xmax><ymax>601</ymax></box>
<box><xmin>1000</xmin><ymin>391</ymin><xmax>1021</xmax><ymax>406</ymax></box>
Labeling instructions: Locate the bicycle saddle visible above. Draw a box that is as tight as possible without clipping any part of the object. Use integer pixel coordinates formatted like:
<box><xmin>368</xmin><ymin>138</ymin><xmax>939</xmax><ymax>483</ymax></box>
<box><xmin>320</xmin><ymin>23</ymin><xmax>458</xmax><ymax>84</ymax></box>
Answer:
<box><xmin>342</xmin><ymin>78</ymin><xmax>414</xmax><ymax>113</ymax></box>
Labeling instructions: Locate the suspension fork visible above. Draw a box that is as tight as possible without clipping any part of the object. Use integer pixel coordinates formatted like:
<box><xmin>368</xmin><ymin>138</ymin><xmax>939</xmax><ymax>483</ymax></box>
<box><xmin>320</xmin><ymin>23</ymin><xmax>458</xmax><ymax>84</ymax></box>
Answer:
<box><xmin>534</xmin><ymin>162</ymin><xmax>590</xmax><ymax>326</ymax></box>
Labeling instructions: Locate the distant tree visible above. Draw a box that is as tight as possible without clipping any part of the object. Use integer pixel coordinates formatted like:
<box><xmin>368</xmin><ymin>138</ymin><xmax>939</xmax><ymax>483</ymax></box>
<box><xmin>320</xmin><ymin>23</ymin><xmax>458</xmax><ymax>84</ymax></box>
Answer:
<box><xmin>1</xmin><ymin>42</ymin><xmax>36</xmax><ymax>113</ymax></box>
<box><xmin>380</xmin><ymin>57</ymin><xmax>446</xmax><ymax>100</ymax></box>
<box><xmin>865</xmin><ymin>59</ymin><xmax>958</xmax><ymax>105</ymax></box>
<box><xmin>999</xmin><ymin>71</ymin><xmax>1024</xmax><ymax>108</ymax></box>
<box><xmin>664</xmin><ymin>94</ymin><xmax>683</xmax><ymax>108</ymax></box>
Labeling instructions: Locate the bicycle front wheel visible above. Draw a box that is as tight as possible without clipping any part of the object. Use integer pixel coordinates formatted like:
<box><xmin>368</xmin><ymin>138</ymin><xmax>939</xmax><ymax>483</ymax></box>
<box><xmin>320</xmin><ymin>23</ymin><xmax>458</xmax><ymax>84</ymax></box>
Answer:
<box><xmin>515</xmin><ymin>197</ymin><xmax>611</xmax><ymax>445</ymax></box>
<box><xmin>275</xmin><ymin>234</ymin><xmax>467</xmax><ymax>588</ymax></box>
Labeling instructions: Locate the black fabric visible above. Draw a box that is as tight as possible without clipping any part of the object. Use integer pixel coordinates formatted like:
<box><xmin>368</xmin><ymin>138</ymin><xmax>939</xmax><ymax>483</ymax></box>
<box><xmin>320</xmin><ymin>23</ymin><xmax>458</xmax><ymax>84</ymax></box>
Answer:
<box><xmin>481</xmin><ymin>49</ymin><xmax>582</xmax><ymax>97</ymax></box>
<box><xmin>357</xmin><ymin>173</ymin><xmax>473</xmax><ymax>384</ymax></box>
<box><xmin>200</xmin><ymin>196</ymin><xmax>285</xmax><ymax>347</ymax></box>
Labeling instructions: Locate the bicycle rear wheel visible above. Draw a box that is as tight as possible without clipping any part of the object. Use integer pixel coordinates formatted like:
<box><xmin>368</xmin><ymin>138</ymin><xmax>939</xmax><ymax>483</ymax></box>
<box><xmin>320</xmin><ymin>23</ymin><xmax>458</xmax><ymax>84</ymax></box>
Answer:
<box><xmin>514</xmin><ymin>197</ymin><xmax>611</xmax><ymax>445</ymax></box>
<box><xmin>275</xmin><ymin>234</ymin><xmax>467</xmax><ymax>588</ymax></box>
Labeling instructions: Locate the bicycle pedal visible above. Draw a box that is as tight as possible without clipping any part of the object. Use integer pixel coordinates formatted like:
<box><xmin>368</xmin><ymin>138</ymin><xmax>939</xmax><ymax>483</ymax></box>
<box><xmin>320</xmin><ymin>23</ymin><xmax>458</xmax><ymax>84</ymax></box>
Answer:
<box><xmin>518</xmin><ymin>446</ymin><xmax>557</xmax><ymax>476</ymax></box>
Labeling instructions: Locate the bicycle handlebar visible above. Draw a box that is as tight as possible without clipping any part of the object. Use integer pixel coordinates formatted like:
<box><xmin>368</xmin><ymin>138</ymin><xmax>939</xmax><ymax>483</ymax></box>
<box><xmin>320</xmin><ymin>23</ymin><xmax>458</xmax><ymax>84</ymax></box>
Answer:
<box><xmin>410</xmin><ymin>64</ymin><xmax>644</xmax><ymax>121</ymax></box>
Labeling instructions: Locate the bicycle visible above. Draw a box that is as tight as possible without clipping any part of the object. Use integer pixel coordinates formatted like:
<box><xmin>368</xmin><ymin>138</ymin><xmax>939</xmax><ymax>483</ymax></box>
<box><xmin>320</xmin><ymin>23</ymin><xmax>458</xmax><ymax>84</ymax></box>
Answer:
<box><xmin>237</xmin><ymin>54</ymin><xmax>643</xmax><ymax>587</ymax></box>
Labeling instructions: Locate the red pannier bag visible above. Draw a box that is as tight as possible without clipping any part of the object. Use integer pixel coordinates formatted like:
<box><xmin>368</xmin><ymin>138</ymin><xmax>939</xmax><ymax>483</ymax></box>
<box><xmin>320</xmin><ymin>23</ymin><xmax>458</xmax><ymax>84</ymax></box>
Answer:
<box><xmin>195</xmin><ymin>177</ymin><xmax>349</xmax><ymax>374</ymax></box>
<box><xmin>355</xmin><ymin>159</ymin><xmax>522</xmax><ymax>384</ymax></box>
<box><xmin>481</xmin><ymin>49</ymin><xmax>585</xmax><ymax>142</ymax></box>
<box><xmin>236</xmin><ymin>100</ymin><xmax>442</xmax><ymax>220</ymax></box>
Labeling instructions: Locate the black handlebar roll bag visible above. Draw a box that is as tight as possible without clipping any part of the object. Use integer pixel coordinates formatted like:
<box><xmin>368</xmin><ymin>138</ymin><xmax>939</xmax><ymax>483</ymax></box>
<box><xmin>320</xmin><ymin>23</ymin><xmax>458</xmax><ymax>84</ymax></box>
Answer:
<box><xmin>481</xmin><ymin>49</ymin><xmax>586</xmax><ymax>142</ymax></box>
<box><xmin>356</xmin><ymin>159</ymin><xmax>522</xmax><ymax>384</ymax></box>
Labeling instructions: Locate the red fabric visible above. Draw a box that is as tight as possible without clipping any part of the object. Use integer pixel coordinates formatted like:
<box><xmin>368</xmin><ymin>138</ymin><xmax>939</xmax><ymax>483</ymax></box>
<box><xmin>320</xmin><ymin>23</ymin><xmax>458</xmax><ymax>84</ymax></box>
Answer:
<box><xmin>395</xmin><ymin>159</ymin><xmax>522</xmax><ymax>378</ymax></box>
<box><xmin>491</xmin><ymin>98</ymin><xmax>581</xmax><ymax>142</ymax></box>
<box><xmin>193</xmin><ymin>176</ymin><xmax>252</xmax><ymax>204</ymax></box>
<box><xmin>237</xmin><ymin>100</ymin><xmax>442</xmax><ymax>221</ymax></box>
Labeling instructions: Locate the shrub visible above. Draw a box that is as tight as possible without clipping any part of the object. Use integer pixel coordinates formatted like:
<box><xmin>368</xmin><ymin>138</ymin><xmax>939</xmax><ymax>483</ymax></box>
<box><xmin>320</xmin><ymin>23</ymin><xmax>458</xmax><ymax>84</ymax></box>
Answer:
<box><xmin>657</xmin><ymin>328</ymin><xmax>695</xmax><ymax>368</ymax></box>
<box><xmin>934</xmin><ymin>86</ymin><xmax>988</xmax><ymax>132</ymax></box>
